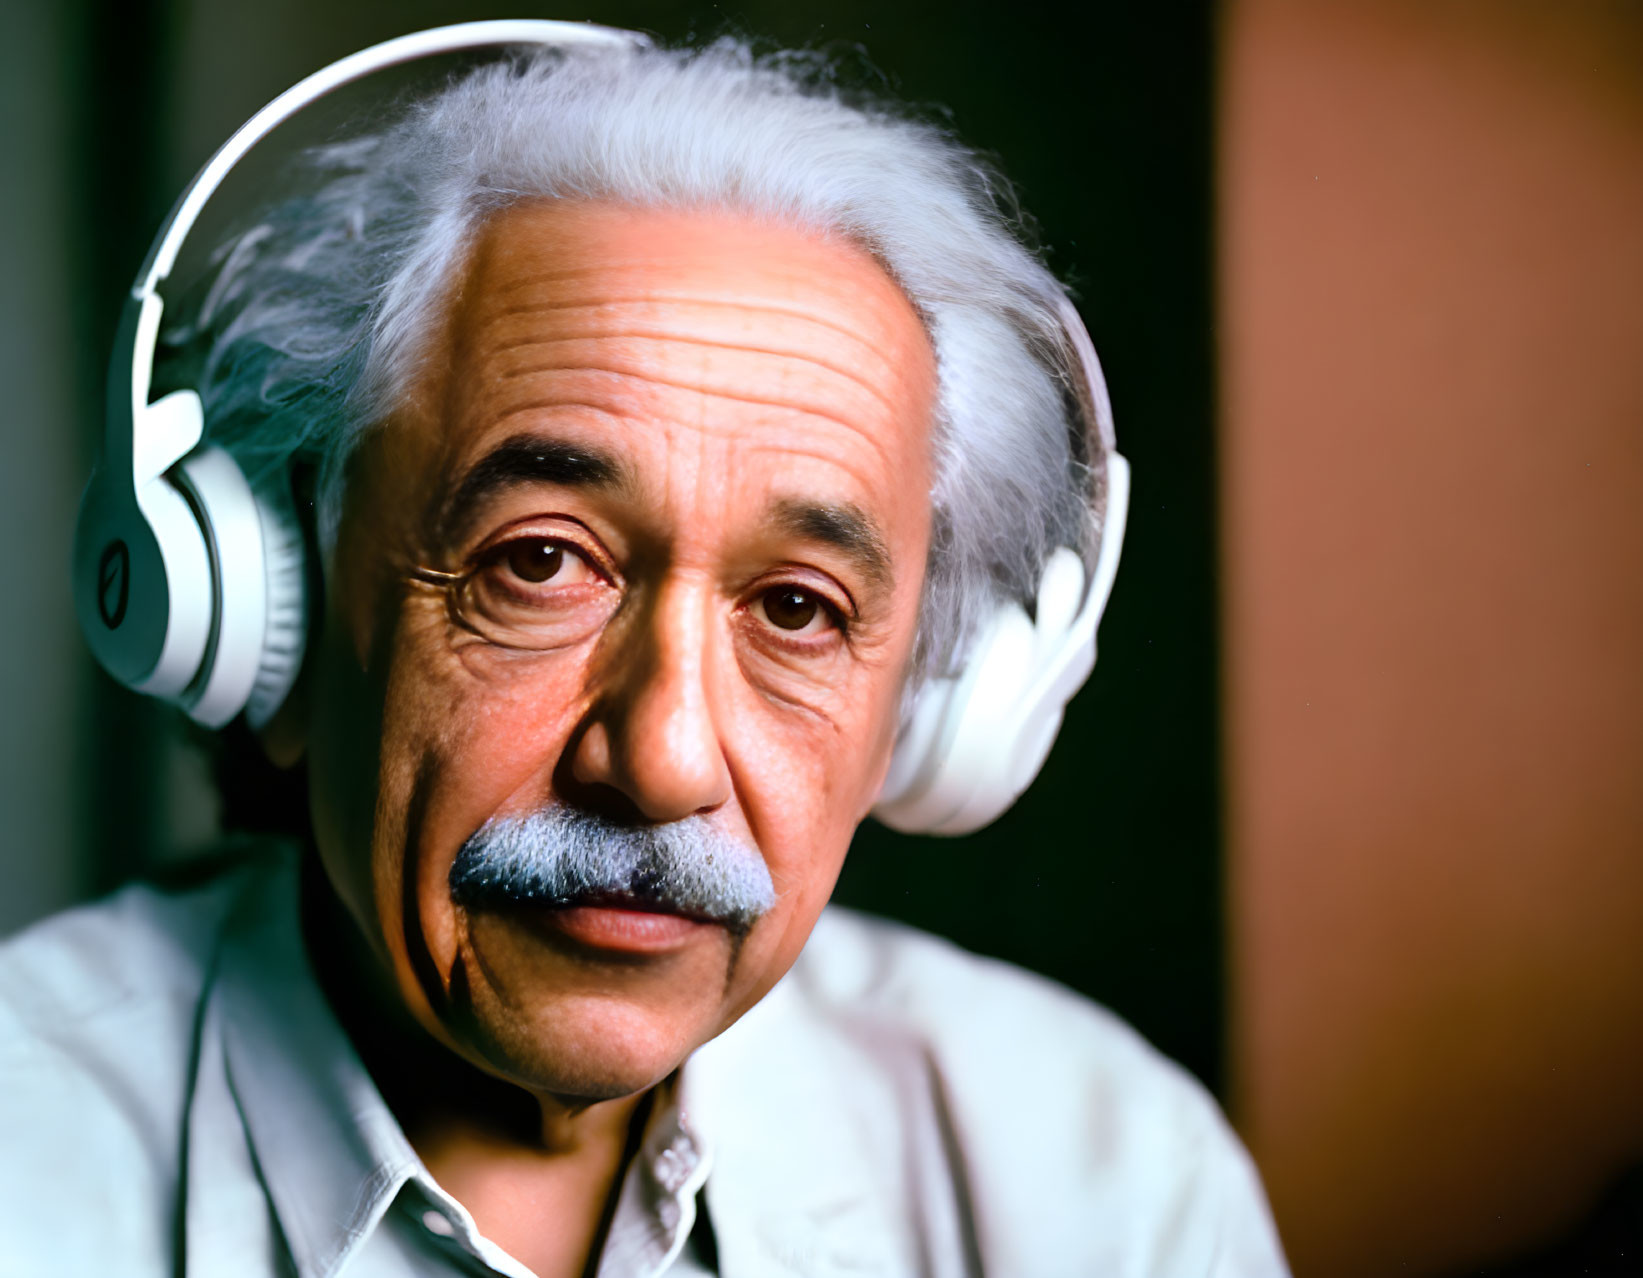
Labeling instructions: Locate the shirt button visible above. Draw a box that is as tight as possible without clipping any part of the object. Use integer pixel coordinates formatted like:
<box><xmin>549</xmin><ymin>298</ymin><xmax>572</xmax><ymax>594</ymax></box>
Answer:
<box><xmin>422</xmin><ymin>1209</ymin><xmax>456</xmax><ymax>1237</ymax></box>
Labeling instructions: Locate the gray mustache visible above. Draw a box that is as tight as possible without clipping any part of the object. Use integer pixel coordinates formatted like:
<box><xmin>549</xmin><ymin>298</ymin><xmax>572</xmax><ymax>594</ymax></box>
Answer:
<box><xmin>449</xmin><ymin>807</ymin><xmax>777</xmax><ymax>931</ymax></box>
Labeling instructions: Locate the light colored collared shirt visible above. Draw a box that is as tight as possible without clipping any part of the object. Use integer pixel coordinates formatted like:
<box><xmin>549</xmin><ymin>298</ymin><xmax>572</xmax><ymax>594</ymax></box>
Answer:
<box><xmin>0</xmin><ymin>848</ymin><xmax>1288</xmax><ymax>1277</ymax></box>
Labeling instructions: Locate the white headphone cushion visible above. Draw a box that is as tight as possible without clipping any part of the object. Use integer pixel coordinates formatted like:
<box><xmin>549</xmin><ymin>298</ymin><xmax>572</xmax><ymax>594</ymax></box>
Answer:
<box><xmin>167</xmin><ymin>447</ymin><xmax>307</xmax><ymax>729</ymax></box>
<box><xmin>872</xmin><ymin>545</ymin><xmax>1104</xmax><ymax>836</ymax></box>
<box><xmin>873</xmin><ymin>600</ymin><xmax>1038</xmax><ymax>833</ymax></box>
<box><xmin>245</xmin><ymin>478</ymin><xmax>307</xmax><ymax>731</ymax></box>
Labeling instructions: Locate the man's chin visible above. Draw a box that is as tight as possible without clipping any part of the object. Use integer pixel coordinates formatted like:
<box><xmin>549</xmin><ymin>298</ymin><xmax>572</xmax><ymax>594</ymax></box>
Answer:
<box><xmin>443</xmin><ymin>906</ymin><xmax>735</xmax><ymax>1101</ymax></box>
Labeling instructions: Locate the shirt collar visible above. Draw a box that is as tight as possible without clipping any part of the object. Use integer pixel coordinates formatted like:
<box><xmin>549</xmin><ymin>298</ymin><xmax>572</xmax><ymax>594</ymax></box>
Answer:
<box><xmin>211</xmin><ymin>852</ymin><xmax>422</xmax><ymax>1278</ymax></box>
<box><xmin>680</xmin><ymin>967</ymin><xmax>908</xmax><ymax>1277</ymax></box>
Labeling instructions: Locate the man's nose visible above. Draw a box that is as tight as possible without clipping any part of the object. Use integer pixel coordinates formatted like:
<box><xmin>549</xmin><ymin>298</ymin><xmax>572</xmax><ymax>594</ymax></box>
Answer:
<box><xmin>568</xmin><ymin>584</ymin><xmax>733</xmax><ymax>823</ymax></box>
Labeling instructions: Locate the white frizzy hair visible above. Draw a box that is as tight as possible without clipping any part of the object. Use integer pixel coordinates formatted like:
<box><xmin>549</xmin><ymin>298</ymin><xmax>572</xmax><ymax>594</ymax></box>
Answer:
<box><xmin>181</xmin><ymin>37</ymin><xmax>1105</xmax><ymax>687</ymax></box>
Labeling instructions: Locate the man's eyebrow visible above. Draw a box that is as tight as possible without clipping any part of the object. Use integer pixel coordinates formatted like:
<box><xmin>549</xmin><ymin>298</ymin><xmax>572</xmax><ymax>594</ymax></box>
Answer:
<box><xmin>770</xmin><ymin>498</ymin><xmax>893</xmax><ymax>596</ymax></box>
<box><xmin>441</xmin><ymin>434</ymin><xmax>628</xmax><ymax>541</ymax></box>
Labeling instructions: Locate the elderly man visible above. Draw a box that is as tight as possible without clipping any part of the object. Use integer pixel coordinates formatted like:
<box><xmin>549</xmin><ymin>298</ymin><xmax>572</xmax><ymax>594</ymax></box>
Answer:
<box><xmin>4</xmin><ymin>25</ymin><xmax>1287</xmax><ymax>1278</ymax></box>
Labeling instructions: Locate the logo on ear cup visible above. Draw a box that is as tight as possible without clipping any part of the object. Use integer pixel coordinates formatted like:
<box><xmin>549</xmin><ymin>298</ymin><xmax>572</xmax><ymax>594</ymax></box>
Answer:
<box><xmin>97</xmin><ymin>540</ymin><xmax>130</xmax><ymax>629</ymax></box>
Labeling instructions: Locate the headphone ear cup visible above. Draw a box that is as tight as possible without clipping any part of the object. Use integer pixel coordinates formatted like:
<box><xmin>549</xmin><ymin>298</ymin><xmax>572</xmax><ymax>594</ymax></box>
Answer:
<box><xmin>872</xmin><ymin>601</ymin><xmax>1039</xmax><ymax>833</ymax></box>
<box><xmin>872</xmin><ymin>547</ymin><xmax>1098</xmax><ymax>836</ymax></box>
<box><xmin>170</xmin><ymin>446</ymin><xmax>307</xmax><ymax>729</ymax></box>
<box><xmin>244</xmin><ymin>476</ymin><xmax>307</xmax><ymax>731</ymax></box>
<box><xmin>873</xmin><ymin>671</ymin><xmax>960</xmax><ymax>820</ymax></box>
<box><xmin>74</xmin><ymin>391</ymin><xmax>216</xmax><ymax>700</ymax></box>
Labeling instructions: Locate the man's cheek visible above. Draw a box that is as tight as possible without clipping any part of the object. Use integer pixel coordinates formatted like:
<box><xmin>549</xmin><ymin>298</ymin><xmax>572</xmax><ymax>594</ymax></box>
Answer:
<box><xmin>739</xmin><ymin>714</ymin><xmax>862</xmax><ymax>907</ymax></box>
<box><xmin>759</xmin><ymin>690</ymin><xmax>884</xmax><ymax>828</ymax></box>
<box><xmin>390</xmin><ymin>640</ymin><xmax>590</xmax><ymax>788</ymax></box>
<box><xmin>394</xmin><ymin>659</ymin><xmax>584</xmax><ymax>852</ymax></box>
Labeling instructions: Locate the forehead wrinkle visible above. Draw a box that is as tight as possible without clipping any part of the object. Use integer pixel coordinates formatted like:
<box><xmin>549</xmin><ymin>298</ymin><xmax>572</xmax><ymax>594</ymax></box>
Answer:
<box><xmin>474</xmin><ymin>290</ymin><xmax>918</xmax><ymax>390</ymax></box>
<box><xmin>486</xmin><ymin>331</ymin><xmax>902</xmax><ymax>417</ymax></box>
<box><xmin>476</xmin><ymin>398</ymin><xmax>632</xmax><ymax>434</ymax></box>
<box><xmin>465</xmin><ymin>381</ymin><xmax>900</xmax><ymax>494</ymax></box>
<box><xmin>472</xmin><ymin>360</ymin><xmax>903</xmax><ymax>444</ymax></box>
<box><xmin>486</xmin><ymin>291</ymin><xmax>910</xmax><ymax>356</ymax></box>
<box><xmin>492</xmin><ymin>257</ymin><xmax>890</xmax><ymax>308</ymax></box>
<box><xmin>739</xmin><ymin>433</ymin><xmax>898</xmax><ymax>491</ymax></box>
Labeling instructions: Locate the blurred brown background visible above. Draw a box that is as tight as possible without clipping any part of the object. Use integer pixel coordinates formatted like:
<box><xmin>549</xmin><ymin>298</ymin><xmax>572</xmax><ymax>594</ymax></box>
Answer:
<box><xmin>2</xmin><ymin>1</ymin><xmax>1639</xmax><ymax>1274</ymax></box>
<box><xmin>1220</xmin><ymin>3</ymin><xmax>1643</xmax><ymax>1274</ymax></box>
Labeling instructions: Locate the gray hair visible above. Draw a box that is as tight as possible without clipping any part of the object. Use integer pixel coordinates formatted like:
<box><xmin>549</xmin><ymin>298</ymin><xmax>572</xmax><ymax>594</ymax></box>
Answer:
<box><xmin>177</xmin><ymin>37</ymin><xmax>1103</xmax><ymax>688</ymax></box>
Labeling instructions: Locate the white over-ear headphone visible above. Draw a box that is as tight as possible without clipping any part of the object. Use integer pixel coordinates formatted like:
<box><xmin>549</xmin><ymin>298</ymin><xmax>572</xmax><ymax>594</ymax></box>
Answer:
<box><xmin>873</xmin><ymin>302</ymin><xmax>1130</xmax><ymax>835</ymax></box>
<box><xmin>72</xmin><ymin>20</ymin><xmax>1129</xmax><ymax>834</ymax></box>
<box><xmin>71</xmin><ymin>21</ymin><xmax>645</xmax><ymax>730</ymax></box>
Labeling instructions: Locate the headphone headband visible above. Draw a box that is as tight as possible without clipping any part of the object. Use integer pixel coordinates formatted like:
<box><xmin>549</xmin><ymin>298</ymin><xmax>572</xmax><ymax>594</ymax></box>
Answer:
<box><xmin>119</xmin><ymin>21</ymin><xmax>648</xmax><ymax>464</ymax></box>
<box><xmin>137</xmin><ymin>21</ymin><xmax>645</xmax><ymax>298</ymax></box>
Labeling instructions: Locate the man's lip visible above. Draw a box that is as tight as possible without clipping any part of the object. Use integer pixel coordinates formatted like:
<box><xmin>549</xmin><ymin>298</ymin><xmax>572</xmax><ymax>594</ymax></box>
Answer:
<box><xmin>567</xmin><ymin>891</ymin><xmax>718</xmax><ymax>924</ymax></box>
<box><xmin>480</xmin><ymin>895</ymin><xmax>723</xmax><ymax>955</ymax></box>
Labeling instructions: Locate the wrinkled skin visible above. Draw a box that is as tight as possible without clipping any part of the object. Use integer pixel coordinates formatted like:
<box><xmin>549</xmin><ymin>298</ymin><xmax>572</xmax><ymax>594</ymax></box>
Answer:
<box><xmin>287</xmin><ymin>202</ymin><xmax>938</xmax><ymax>1130</ymax></box>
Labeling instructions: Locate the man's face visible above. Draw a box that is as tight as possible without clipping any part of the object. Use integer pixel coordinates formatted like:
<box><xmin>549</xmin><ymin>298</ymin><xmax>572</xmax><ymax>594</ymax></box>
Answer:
<box><xmin>301</xmin><ymin>202</ymin><xmax>936</xmax><ymax>1102</ymax></box>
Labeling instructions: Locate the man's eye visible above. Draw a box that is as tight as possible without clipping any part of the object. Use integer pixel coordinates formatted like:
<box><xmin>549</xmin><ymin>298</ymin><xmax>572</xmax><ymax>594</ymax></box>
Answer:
<box><xmin>755</xmin><ymin>587</ymin><xmax>834</xmax><ymax>636</ymax></box>
<box><xmin>454</xmin><ymin>534</ymin><xmax>613</xmax><ymax>650</ymax></box>
<box><xmin>505</xmin><ymin>540</ymin><xmax>565</xmax><ymax>583</ymax></box>
<box><xmin>489</xmin><ymin>538</ymin><xmax>597</xmax><ymax>588</ymax></box>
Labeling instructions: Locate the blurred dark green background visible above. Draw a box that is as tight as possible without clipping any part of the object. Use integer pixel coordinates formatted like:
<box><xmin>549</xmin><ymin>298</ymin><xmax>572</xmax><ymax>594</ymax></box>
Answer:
<box><xmin>2</xmin><ymin>0</ymin><xmax>1222</xmax><ymax>1091</ymax></box>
